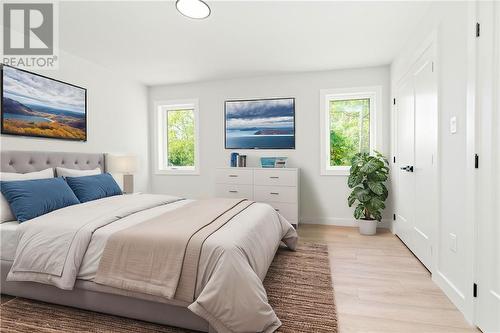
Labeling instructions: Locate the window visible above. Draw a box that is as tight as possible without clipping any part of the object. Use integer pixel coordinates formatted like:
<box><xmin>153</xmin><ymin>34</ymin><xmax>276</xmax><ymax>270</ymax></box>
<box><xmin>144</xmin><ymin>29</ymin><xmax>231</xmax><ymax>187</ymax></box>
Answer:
<box><xmin>155</xmin><ymin>100</ymin><xmax>199</xmax><ymax>174</ymax></box>
<box><xmin>320</xmin><ymin>87</ymin><xmax>381</xmax><ymax>175</ymax></box>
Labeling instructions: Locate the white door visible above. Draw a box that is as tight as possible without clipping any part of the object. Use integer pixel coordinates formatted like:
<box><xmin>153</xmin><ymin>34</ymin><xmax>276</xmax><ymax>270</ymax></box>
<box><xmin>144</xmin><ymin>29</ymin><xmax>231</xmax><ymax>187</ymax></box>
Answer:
<box><xmin>475</xmin><ymin>1</ymin><xmax>500</xmax><ymax>331</ymax></box>
<box><xmin>395</xmin><ymin>46</ymin><xmax>437</xmax><ymax>271</ymax></box>
<box><xmin>395</xmin><ymin>77</ymin><xmax>416</xmax><ymax>253</ymax></box>
<box><xmin>412</xmin><ymin>52</ymin><xmax>437</xmax><ymax>270</ymax></box>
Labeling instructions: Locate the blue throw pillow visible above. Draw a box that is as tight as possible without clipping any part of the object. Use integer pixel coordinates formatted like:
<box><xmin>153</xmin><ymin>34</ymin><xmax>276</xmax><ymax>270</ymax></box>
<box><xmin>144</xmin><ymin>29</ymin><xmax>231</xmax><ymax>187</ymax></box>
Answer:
<box><xmin>0</xmin><ymin>178</ymin><xmax>80</xmax><ymax>222</ymax></box>
<box><xmin>65</xmin><ymin>173</ymin><xmax>122</xmax><ymax>203</ymax></box>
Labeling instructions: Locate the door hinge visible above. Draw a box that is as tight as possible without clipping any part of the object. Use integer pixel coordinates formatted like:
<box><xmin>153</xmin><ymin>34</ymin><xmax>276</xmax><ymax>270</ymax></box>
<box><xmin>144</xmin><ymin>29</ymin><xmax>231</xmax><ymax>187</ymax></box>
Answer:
<box><xmin>393</xmin><ymin>98</ymin><xmax>396</xmax><ymax>105</ymax></box>
<box><xmin>393</xmin><ymin>214</ymin><xmax>396</xmax><ymax>221</ymax></box>
<box><xmin>476</xmin><ymin>22</ymin><xmax>480</xmax><ymax>37</ymax></box>
<box><xmin>475</xmin><ymin>154</ymin><xmax>479</xmax><ymax>169</ymax></box>
<box><xmin>473</xmin><ymin>283</ymin><xmax>478</xmax><ymax>297</ymax></box>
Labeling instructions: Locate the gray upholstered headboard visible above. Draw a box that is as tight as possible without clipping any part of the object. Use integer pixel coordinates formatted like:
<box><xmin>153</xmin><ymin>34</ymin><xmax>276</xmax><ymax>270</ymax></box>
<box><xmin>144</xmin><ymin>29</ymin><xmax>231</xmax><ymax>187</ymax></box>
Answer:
<box><xmin>0</xmin><ymin>151</ymin><xmax>105</xmax><ymax>174</ymax></box>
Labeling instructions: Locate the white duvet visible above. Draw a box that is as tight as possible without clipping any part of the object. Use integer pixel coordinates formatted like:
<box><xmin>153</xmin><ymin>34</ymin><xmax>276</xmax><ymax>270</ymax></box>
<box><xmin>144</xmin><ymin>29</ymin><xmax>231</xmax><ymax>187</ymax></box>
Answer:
<box><xmin>7</xmin><ymin>194</ymin><xmax>298</xmax><ymax>333</ymax></box>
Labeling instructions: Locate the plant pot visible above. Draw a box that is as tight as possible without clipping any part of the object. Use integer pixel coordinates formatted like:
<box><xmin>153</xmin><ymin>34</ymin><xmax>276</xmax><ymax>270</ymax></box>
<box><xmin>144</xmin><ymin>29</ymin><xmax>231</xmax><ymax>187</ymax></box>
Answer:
<box><xmin>358</xmin><ymin>219</ymin><xmax>377</xmax><ymax>235</ymax></box>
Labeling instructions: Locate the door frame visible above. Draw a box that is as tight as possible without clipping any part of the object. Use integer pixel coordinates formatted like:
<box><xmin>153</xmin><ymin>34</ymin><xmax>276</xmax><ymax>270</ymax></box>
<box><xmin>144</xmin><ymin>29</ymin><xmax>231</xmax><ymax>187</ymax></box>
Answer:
<box><xmin>464</xmin><ymin>0</ymin><xmax>479</xmax><ymax>325</ymax></box>
<box><xmin>392</xmin><ymin>32</ymin><xmax>439</xmax><ymax>275</ymax></box>
<box><xmin>472</xmin><ymin>0</ymin><xmax>500</xmax><ymax>329</ymax></box>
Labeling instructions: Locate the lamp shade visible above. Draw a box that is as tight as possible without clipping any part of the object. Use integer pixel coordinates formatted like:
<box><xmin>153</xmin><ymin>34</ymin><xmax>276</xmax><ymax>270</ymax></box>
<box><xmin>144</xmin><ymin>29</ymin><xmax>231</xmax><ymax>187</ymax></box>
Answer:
<box><xmin>106</xmin><ymin>154</ymin><xmax>137</xmax><ymax>174</ymax></box>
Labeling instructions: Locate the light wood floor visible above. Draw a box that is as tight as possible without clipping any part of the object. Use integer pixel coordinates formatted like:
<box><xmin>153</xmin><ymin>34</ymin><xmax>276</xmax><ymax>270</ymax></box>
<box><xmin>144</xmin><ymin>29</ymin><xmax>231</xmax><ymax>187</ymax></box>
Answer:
<box><xmin>298</xmin><ymin>225</ymin><xmax>480</xmax><ymax>333</ymax></box>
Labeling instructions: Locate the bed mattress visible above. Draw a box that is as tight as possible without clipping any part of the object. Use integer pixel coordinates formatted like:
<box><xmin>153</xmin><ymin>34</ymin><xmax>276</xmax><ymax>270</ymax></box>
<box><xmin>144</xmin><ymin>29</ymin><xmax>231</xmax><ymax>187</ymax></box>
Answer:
<box><xmin>1</xmin><ymin>198</ymin><xmax>290</xmax><ymax>283</ymax></box>
<box><xmin>0</xmin><ymin>199</ymin><xmax>253</xmax><ymax>281</ymax></box>
<box><xmin>2</xmin><ymin>194</ymin><xmax>297</xmax><ymax>333</ymax></box>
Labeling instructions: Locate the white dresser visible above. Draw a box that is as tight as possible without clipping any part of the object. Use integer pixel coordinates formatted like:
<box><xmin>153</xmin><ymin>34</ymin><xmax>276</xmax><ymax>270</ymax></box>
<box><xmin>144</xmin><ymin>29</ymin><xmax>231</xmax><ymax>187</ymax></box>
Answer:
<box><xmin>215</xmin><ymin>167</ymin><xmax>299</xmax><ymax>226</ymax></box>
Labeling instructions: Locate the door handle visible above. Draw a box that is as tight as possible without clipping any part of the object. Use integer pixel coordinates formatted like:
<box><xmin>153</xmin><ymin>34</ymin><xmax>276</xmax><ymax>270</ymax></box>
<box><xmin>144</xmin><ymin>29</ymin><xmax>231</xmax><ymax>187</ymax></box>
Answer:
<box><xmin>400</xmin><ymin>165</ymin><xmax>414</xmax><ymax>172</ymax></box>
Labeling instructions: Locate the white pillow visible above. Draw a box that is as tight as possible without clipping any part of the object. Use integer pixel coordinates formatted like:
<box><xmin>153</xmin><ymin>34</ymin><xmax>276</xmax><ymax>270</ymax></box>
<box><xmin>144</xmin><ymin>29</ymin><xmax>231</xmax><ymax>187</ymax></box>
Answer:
<box><xmin>56</xmin><ymin>167</ymin><xmax>101</xmax><ymax>178</ymax></box>
<box><xmin>0</xmin><ymin>168</ymin><xmax>54</xmax><ymax>223</ymax></box>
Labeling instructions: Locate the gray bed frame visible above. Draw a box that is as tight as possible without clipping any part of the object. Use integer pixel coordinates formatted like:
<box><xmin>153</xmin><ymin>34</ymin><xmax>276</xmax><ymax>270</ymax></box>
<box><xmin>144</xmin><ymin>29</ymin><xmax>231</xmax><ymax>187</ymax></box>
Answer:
<box><xmin>0</xmin><ymin>150</ymin><xmax>213</xmax><ymax>333</ymax></box>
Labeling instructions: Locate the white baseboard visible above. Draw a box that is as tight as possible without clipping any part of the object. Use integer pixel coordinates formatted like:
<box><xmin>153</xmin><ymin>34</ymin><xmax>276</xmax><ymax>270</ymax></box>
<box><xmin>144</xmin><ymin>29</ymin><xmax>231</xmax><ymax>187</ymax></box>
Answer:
<box><xmin>432</xmin><ymin>271</ymin><xmax>471</xmax><ymax>323</ymax></box>
<box><xmin>300</xmin><ymin>217</ymin><xmax>392</xmax><ymax>229</ymax></box>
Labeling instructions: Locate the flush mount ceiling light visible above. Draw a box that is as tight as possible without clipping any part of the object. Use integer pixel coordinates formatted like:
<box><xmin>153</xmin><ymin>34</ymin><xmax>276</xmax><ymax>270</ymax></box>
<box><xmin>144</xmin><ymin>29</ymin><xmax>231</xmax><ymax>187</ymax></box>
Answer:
<box><xmin>176</xmin><ymin>0</ymin><xmax>211</xmax><ymax>19</ymax></box>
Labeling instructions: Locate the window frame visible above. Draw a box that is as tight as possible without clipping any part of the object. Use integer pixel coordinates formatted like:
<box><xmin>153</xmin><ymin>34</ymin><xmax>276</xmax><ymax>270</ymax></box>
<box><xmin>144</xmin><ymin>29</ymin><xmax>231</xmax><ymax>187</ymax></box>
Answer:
<box><xmin>153</xmin><ymin>99</ymin><xmax>200</xmax><ymax>175</ymax></box>
<box><xmin>320</xmin><ymin>86</ymin><xmax>381</xmax><ymax>176</ymax></box>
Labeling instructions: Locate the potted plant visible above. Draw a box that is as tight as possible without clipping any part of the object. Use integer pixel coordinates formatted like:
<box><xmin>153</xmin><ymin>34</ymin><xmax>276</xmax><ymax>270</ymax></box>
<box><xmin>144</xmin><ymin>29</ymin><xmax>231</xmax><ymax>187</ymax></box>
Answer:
<box><xmin>347</xmin><ymin>151</ymin><xmax>389</xmax><ymax>235</ymax></box>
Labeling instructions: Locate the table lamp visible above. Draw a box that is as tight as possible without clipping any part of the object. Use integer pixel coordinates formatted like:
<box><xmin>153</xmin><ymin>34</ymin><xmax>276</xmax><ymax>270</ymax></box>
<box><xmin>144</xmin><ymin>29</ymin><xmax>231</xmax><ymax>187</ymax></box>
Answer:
<box><xmin>106</xmin><ymin>154</ymin><xmax>137</xmax><ymax>194</ymax></box>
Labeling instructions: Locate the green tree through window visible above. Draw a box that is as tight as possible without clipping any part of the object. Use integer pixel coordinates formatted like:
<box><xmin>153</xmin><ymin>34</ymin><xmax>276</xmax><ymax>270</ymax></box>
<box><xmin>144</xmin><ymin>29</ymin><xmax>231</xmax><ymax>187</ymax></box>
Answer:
<box><xmin>330</xmin><ymin>98</ymin><xmax>370</xmax><ymax>166</ymax></box>
<box><xmin>167</xmin><ymin>109</ymin><xmax>195</xmax><ymax>167</ymax></box>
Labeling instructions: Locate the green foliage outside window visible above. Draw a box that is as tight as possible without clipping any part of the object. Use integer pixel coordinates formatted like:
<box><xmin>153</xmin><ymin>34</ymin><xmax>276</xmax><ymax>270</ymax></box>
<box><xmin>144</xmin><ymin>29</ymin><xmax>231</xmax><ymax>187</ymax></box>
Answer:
<box><xmin>167</xmin><ymin>109</ymin><xmax>195</xmax><ymax>167</ymax></box>
<box><xmin>330</xmin><ymin>98</ymin><xmax>370</xmax><ymax>166</ymax></box>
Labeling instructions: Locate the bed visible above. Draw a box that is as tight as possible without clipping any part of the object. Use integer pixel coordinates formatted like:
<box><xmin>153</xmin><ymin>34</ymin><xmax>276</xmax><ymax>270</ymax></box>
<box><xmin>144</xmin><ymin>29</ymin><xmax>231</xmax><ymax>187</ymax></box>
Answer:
<box><xmin>0</xmin><ymin>150</ymin><xmax>298</xmax><ymax>333</ymax></box>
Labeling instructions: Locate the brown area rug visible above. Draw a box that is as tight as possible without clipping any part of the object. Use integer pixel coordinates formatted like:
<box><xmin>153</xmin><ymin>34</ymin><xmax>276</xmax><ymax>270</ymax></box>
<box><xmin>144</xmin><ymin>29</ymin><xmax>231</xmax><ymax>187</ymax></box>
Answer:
<box><xmin>0</xmin><ymin>242</ymin><xmax>337</xmax><ymax>333</ymax></box>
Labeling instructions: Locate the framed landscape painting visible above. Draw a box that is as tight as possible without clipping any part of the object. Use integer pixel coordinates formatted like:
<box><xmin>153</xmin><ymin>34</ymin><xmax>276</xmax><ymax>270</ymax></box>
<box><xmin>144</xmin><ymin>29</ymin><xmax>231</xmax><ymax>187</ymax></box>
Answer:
<box><xmin>225</xmin><ymin>97</ymin><xmax>295</xmax><ymax>149</ymax></box>
<box><xmin>1</xmin><ymin>65</ymin><xmax>87</xmax><ymax>141</ymax></box>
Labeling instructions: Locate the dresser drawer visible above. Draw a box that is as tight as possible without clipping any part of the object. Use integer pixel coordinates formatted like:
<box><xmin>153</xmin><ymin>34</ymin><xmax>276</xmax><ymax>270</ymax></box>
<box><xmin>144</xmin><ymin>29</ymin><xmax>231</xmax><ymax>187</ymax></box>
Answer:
<box><xmin>269</xmin><ymin>202</ymin><xmax>298</xmax><ymax>223</ymax></box>
<box><xmin>216</xmin><ymin>184</ymin><xmax>254</xmax><ymax>199</ymax></box>
<box><xmin>254</xmin><ymin>169</ymin><xmax>297</xmax><ymax>187</ymax></box>
<box><xmin>254</xmin><ymin>185</ymin><xmax>297</xmax><ymax>203</ymax></box>
<box><xmin>215</xmin><ymin>168</ymin><xmax>253</xmax><ymax>185</ymax></box>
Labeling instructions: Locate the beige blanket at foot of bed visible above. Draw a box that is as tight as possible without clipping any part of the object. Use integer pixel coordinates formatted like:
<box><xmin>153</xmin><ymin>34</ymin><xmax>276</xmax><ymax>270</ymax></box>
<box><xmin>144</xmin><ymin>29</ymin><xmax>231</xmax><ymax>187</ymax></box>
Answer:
<box><xmin>94</xmin><ymin>198</ymin><xmax>253</xmax><ymax>301</ymax></box>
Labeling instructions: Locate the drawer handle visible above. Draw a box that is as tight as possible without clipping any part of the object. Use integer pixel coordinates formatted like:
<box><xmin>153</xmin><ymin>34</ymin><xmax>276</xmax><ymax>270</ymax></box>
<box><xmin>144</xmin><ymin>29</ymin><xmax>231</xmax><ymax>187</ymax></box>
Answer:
<box><xmin>229</xmin><ymin>190</ymin><xmax>238</xmax><ymax>193</ymax></box>
<box><xmin>270</xmin><ymin>176</ymin><xmax>280</xmax><ymax>179</ymax></box>
<box><xmin>228</xmin><ymin>175</ymin><xmax>238</xmax><ymax>178</ymax></box>
<box><xmin>270</xmin><ymin>192</ymin><xmax>279</xmax><ymax>195</ymax></box>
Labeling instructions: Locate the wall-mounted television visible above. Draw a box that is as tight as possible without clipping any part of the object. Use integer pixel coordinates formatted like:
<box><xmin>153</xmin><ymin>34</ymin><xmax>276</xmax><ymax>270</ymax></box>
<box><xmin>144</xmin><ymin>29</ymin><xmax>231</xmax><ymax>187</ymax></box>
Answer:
<box><xmin>1</xmin><ymin>65</ymin><xmax>87</xmax><ymax>141</ymax></box>
<box><xmin>225</xmin><ymin>97</ymin><xmax>295</xmax><ymax>149</ymax></box>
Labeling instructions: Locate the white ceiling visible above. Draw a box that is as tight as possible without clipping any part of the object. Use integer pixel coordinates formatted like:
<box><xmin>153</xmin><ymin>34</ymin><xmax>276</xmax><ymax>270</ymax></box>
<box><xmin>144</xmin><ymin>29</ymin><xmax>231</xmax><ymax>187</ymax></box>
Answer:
<box><xmin>59</xmin><ymin>1</ymin><xmax>431</xmax><ymax>86</ymax></box>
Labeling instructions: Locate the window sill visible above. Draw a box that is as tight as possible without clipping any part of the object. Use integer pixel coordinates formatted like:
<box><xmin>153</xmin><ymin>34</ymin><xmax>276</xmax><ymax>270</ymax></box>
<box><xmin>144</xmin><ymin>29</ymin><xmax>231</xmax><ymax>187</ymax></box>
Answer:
<box><xmin>155</xmin><ymin>169</ymin><xmax>199</xmax><ymax>176</ymax></box>
<box><xmin>320</xmin><ymin>167</ymin><xmax>350</xmax><ymax>176</ymax></box>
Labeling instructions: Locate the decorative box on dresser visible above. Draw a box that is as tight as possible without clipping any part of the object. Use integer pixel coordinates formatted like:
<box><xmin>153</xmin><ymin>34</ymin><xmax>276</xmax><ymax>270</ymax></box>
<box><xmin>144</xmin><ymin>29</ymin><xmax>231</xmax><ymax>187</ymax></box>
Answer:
<box><xmin>215</xmin><ymin>167</ymin><xmax>300</xmax><ymax>227</ymax></box>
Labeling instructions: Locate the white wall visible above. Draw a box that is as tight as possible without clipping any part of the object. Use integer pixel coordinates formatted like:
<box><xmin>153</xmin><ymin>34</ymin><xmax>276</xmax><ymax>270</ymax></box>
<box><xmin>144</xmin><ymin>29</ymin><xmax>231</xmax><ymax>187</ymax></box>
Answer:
<box><xmin>390</xmin><ymin>1</ymin><xmax>473</xmax><ymax>322</ymax></box>
<box><xmin>148</xmin><ymin>66</ymin><xmax>392</xmax><ymax>226</ymax></box>
<box><xmin>0</xmin><ymin>50</ymin><xmax>150</xmax><ymax>192</ymax></box>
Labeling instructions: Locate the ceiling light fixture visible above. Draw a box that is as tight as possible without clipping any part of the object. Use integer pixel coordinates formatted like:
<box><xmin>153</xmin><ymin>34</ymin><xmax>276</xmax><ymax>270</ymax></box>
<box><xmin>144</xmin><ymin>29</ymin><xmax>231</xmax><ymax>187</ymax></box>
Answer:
<box><xmin>176</xmin><ymin>0</ymin><xmax>211</xmax><ymax>19</ymax></box>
